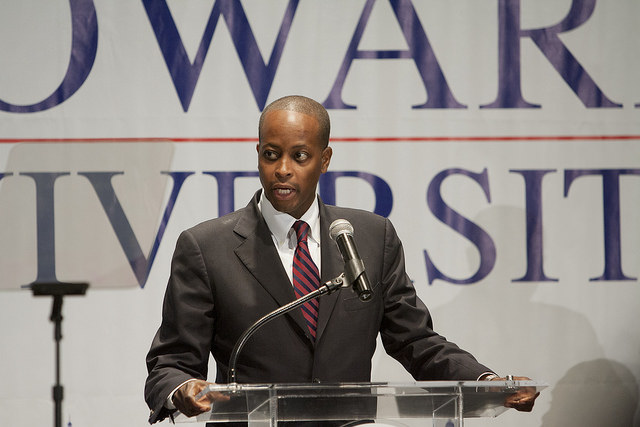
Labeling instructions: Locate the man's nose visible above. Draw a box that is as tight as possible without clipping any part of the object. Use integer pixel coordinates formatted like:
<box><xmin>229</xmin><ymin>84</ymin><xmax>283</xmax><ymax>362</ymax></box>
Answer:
<box><xmin>275</xmin><ymin>158</ymin><xmax>292</xmax><ymax>178</ymax></box>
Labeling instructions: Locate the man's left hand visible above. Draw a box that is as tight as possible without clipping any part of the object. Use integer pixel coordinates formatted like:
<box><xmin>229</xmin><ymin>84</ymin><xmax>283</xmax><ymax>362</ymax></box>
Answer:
<box><xmin>489</xmin><ymin>376</ymin><xmax>540</xmax><ymax>412</ymax></box>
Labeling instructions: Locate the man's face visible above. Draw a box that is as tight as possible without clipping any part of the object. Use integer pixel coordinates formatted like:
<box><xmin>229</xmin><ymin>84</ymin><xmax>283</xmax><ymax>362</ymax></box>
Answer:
<box><xmin>257</xmin><ymin>109</ymin><xmax>332</xmax><ymax>219</ymax></box>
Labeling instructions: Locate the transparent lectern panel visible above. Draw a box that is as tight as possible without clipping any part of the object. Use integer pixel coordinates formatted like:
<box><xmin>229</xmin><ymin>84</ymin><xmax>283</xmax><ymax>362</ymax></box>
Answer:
<box><xmin>176</xmin><ymin>381</ymin><xmax>547</xmax><ymax>427</ymax></box>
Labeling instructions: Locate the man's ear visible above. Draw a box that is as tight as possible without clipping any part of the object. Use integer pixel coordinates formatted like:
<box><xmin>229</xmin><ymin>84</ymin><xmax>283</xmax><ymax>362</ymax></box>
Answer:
<box><xmin>256</xmin><ymin>143</ymin><xmax>260</xmax><ymax>154</ymax></box>
<box><xmin>321</xmin><ymin>146</ymin><xmax>332</xmax><ymax>173</ymax></box>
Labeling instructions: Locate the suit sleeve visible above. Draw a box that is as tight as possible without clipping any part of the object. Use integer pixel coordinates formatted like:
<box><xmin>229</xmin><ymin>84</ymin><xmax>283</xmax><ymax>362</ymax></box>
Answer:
<box><xmin>144</xmin><ymin>230</ymin><xmax>215</xmax><ymax>424</ymax></box>
<box><xmin>378</xmin><ymin>218</ymin><xmax>493</xmax><ymax>380</ymax></box>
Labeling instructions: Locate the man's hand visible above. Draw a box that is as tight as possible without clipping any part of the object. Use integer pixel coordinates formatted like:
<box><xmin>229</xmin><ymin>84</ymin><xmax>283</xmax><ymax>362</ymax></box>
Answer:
<box><xmin>172</xmin><ymin>379</ymin><xmax>229</xmax><ymax>417</ymax></box>
<box><xmin>489</xmin><ymin>376</ymin><xmax>540</xmax><ymax>412</ymax></box>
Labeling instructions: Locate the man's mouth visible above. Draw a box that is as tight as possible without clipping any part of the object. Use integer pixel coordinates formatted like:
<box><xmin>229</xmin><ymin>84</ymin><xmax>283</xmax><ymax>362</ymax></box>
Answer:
<box><xmin>273</xmin><ymin>187</ymin><xmax>296</xmax><ymax>199</ymax></box>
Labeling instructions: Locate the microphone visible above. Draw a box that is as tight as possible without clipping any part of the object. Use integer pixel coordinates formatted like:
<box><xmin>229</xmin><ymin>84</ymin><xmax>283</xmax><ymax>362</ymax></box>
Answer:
<box><xmin>329</xmin><ymin>219</ymin><xmax>373</xmax><ymax>302</ymax></box>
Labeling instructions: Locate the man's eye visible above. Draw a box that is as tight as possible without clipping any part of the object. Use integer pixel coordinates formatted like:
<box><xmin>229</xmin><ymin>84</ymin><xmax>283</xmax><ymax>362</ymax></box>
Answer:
<box><xmin>264</xmin><ymin>150</ymin><xmax>278</xmax><ymax>160</ymax></box>
<box><xmin>295</xmin><ymin>152</ymin><xmax>309</xmax><ymax>161</ymax></box>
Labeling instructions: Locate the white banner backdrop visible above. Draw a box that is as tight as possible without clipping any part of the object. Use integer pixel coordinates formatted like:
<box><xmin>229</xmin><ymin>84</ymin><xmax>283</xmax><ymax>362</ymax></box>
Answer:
<box><xmin>1</xmin><ymin>1</ymin><xmax>639</xmax><ymax>426</ymax></box>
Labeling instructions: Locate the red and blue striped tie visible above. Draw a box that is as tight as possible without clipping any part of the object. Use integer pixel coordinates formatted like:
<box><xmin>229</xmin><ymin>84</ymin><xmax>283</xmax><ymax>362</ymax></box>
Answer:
<box><xmin>292</xmin><ymin>220</ymin><xmax>320</xmax><ymax>340</ymax></box>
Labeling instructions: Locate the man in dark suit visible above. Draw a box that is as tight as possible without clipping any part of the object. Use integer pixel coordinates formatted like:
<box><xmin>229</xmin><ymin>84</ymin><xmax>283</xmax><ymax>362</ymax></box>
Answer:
<box><xmin>145</xmin><ymin>95</ymin><xmax>538</xmax><ymax>424</ymax></box>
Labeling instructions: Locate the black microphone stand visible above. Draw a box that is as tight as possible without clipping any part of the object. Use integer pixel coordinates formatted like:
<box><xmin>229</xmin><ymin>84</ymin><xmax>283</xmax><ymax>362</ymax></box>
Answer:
<box><xmin>31</xmin><ymin>282</ymin><xmax>89</xmax><ymax>427</ymax></box>
<box><xmin>227</xmin><ymin>274</ymin><xmax>347</xmax><ymax>385</ymax></box>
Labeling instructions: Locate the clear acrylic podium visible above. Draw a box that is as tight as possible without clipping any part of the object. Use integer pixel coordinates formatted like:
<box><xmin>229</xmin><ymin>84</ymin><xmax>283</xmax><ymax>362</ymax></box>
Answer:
<box><xmin>175</xmin><ymin>381</ymin><xmax>546</xmax><ymax>426</ymax></box>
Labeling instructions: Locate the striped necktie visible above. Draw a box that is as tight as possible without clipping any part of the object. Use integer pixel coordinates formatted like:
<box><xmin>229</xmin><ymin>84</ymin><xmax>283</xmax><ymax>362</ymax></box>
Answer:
<box><xmin>292</xmin><ymin>220</ymin><xmax>320</xmax><ymax>340</ymax></box>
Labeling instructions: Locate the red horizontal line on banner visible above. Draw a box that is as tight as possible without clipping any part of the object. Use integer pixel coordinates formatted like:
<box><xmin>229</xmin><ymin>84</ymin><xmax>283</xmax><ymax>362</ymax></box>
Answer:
<box><xmin>334</xmin><ymin>135</ymin><xmax>640</xmax><ymax>142</ymax></box>
<box><xmin>0</xmin><ymin>135</ymin><xmax>639</xmax><ymax>143</ymax></box>
<box><xmin>0</xmin><ymin>137</ymin><xmax>257</xmax><ymax>143</ymax></box>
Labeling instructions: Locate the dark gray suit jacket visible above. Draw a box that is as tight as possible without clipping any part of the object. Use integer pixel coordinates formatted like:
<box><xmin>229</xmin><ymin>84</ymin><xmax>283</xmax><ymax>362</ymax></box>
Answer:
<box><xmin>145</xmin><ymin>191</ymin><xmax>491</xmax><ymax>423</ymax></box>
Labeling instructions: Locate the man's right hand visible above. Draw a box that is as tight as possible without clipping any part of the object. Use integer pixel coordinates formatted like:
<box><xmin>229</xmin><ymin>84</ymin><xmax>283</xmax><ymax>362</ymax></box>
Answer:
<box><xmin>172</xmin><ymin>379</ymin><xmax>229</xmax><ymax>417</ymax></box>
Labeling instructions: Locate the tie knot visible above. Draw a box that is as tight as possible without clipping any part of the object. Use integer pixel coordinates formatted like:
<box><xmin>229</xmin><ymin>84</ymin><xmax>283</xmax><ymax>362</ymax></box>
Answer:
<box><xmin>293</xmin><ymin>220</ymin><xmax>310</xmax><ymax>243</ymax></box>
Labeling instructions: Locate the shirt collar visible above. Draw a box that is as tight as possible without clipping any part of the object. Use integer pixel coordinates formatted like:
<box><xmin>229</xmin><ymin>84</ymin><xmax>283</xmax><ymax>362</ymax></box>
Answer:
<box><xmin>259</xmin><ymin>191</ymin><xmax>321</xmax><ymax>248</ymax></box>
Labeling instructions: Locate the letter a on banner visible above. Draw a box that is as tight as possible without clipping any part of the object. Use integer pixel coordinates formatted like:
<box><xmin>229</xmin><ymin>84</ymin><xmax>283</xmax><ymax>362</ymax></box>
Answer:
<box><xmin>324</xmin><ymin>0</ymin><xmax>465</xmax><ymax>109</ymax></box>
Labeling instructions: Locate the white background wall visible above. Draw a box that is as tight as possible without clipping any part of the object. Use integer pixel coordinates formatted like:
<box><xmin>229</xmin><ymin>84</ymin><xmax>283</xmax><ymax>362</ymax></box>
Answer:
<box><xmin>1</xmin><ymin>1</ymin><xmax>639</xmax><ymax>426</ymax></box>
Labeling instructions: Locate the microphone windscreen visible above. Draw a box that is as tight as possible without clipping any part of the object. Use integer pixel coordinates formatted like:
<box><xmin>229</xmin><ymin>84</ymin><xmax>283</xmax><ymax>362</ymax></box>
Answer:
<box><xmin>329</xmin><ymin>219</ymin><xmax>354</xmax><ymax>240</ymax></box>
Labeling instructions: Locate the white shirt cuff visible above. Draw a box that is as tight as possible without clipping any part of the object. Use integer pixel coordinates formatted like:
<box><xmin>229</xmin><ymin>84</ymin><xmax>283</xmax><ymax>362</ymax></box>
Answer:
<box><xmin>165</xmin><ymin>378</ymin><xmax>198</xmax><ymax>409</ymax></box>
<box><xmin>477</xmin><ymin>372</ymin><xmax>499</xmax><ymax>381</ymax></box>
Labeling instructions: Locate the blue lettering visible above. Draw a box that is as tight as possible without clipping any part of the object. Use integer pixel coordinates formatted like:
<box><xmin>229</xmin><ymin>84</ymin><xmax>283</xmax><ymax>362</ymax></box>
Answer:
<box><xmin>424</xmin><ymin>168</ymin><xmax>495</xmax><ymax>284</ymax></box>
<box><xmin>20</xmin><ymin>172</ymin><xmax>70</xmax><ymax>283</ymax></box>
<box><xmin>142</xmin><ymin>0</ymin><xmax>299</xmax><ymax>111</ymax></box>
<box><xmin>78</xmin><ymin>171</ymin><xmax>194</xmax><ymax>287</ymax></box>
<box><xmin>482</xmin><ymin>0</ymin><xmax>620</xmax><ymax>109</ymax></box>
<box><xmin>0</xmin><ymin>0</ymin><xmax>98</xmax><ymax>113</ymax></box>
<box><xmin>319</xmin><ymin>171</ymin><xmax>393</xmax><ymax>217</ymax></box>
<box><xmin>564</xmin><ymin>168</ymin><xmax>639</xmax><ymax>281</ymax></box>
<box><xmin>324</xmin><ymin>0</ymin><xmax>464</xmax><ymax>109</ymax></box>
<box><xmin>510</xmin><ymin>169</ymin><xmax>558</xmax><ymax>282</ymax></box>
<box><xmin>202</xmin><ymin>171</ymin><xmax>260</xmax><ymax>217</ymax></box>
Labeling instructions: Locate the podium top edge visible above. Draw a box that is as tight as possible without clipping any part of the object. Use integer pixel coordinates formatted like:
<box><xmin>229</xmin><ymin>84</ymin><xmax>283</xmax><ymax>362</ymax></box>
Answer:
<box><xmin>203</xmin><ymin>380</ymin><xmax>548</xmax><ymax>392</ymax></box>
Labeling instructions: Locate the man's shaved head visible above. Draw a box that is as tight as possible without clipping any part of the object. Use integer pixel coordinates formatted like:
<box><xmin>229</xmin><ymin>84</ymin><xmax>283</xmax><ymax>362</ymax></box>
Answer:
<box><xmin>259</xmin><ymin>95</ymin><xmax>330</xmax><ymax>148</ymax></box>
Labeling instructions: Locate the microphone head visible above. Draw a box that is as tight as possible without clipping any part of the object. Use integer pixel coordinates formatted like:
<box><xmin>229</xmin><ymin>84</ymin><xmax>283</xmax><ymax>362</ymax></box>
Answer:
<box><xmin>329</xmin><ymin>219</ymin><xmax>354</xmax><ymax>241</ymax></box>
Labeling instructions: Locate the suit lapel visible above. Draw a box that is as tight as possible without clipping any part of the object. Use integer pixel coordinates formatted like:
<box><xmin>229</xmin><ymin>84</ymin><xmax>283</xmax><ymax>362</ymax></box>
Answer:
<box><xmin>316</xmin><ymin>201</ymin><xmax>344</xmax><ymax>342</ymax></box>
<box><xmin>233</xmin><ymin>192</ymin><xmax>310</xmax><ymax>340</ymax></box>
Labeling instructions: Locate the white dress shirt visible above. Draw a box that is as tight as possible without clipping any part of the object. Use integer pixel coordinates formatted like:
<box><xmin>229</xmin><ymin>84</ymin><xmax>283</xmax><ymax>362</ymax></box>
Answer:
<box><xmin>258</xmin><ymin>192</ymin><xmax>322</xmax><ymax>284</ymax></box>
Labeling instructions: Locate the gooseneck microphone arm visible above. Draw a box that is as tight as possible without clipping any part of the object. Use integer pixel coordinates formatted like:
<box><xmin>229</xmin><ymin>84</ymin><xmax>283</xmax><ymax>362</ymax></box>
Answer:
<box><xmin>227</xmin><ymin>274</ymin><xmax>347</xmax><ymax>384</ymax></box>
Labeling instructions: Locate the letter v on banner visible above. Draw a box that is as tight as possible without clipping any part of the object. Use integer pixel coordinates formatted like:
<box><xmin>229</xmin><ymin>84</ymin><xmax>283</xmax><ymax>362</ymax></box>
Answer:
<box><xmin>142</xmin><ymin>0</ymin><xmax>299</xmax><ymax>111</ymax></box>
<box><xmin>78</xmin><ymin>171</ymin><xmax>194</xmax><ymax>288</ymax></box>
